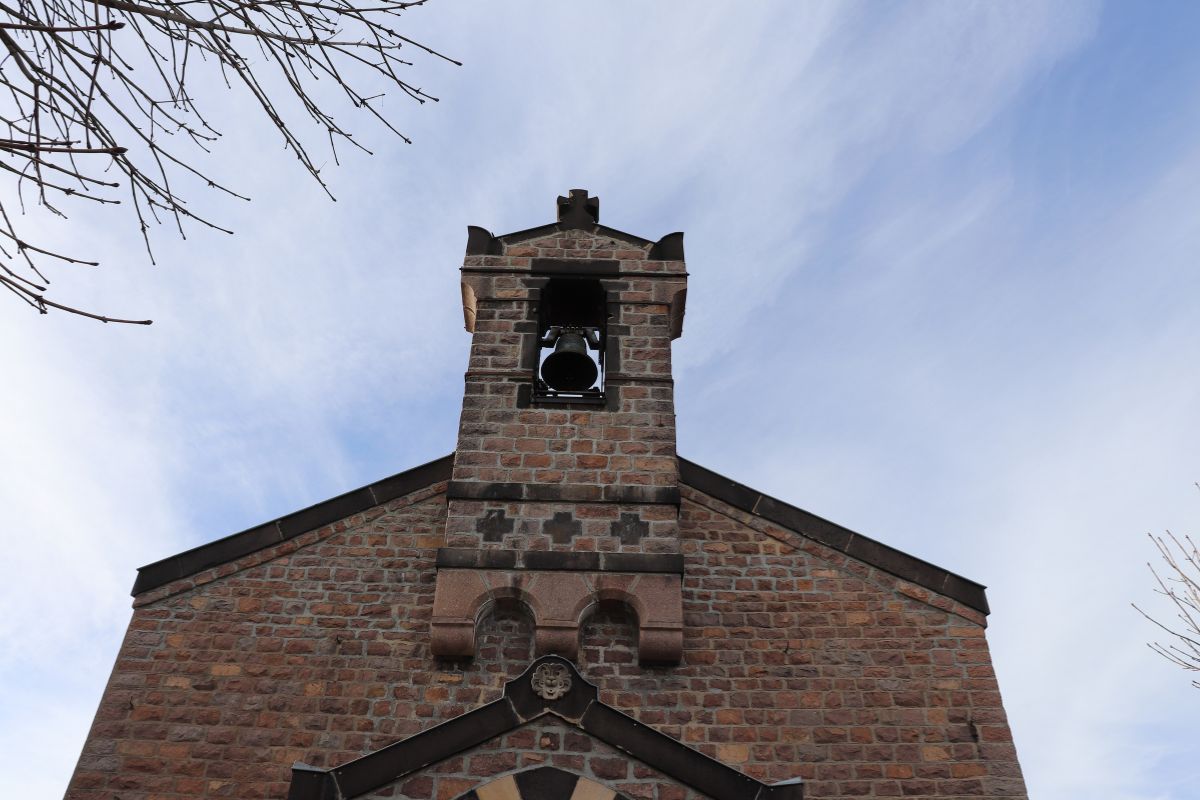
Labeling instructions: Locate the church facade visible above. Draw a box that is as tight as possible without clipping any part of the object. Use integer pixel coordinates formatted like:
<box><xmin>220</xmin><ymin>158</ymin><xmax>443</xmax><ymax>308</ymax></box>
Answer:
<box><xmin>67</xmin><ymin>191</ymin><xmax>1027</xmax><ymax>799</ymax></box>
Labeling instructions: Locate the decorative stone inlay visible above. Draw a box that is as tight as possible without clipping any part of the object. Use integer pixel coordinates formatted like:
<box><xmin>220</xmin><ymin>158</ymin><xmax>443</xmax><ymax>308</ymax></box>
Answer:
<box><xmin>609</xmin><ymin>512</ymin><xmax>649</xmax><ymax>545</ymax></box>
<box><xmin>543</xmin><ymin>511</ymin><xmax>581</xmax><ymax>544</ymax></box>
<box><xmin>476</xmin><ymin>509</ymin><xmax>514</xmax><ymax>542</ymax></box>
<box><xmin>530</xmin><ymin>662</ymin><xmax>572</xmax><ymax>700</ymax></box>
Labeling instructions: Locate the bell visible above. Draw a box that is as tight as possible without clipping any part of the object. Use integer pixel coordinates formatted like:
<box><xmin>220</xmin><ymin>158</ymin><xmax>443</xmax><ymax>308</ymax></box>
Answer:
<box><xmin>541</xmin><ymin>332</ymin><xmax>598</xmax><ymax>391</ymax></box>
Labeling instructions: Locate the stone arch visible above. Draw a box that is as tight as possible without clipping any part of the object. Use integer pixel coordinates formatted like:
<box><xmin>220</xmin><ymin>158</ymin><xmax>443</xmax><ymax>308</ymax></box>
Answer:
<box><xmin>431</xmin><ymin>571</ymin><xmax>547</xmax><ymax>659</ymax></box>
<box><xmin>473</xmin><ymin>596</ymin><xmax>535</xmax><ymax>671</ymax></box>
<box><xmin>475</xmin><ymin>583</ymin><xmax>542</xmax><ymax>627</ymax></box>
<box><xmin>432</xmin><ymin>570</ymin><xmax>682</xmax><ymax>662</ymax></box>
<box><xmin>578</xmin><ymin>599</ymin><xmax>639</xmax><ymax>672</ymax></box>
<box><xmin>453</xmin><ymin>766</ymin><xmax>627</xmax><ymax>800</ymax></box>
<box><xmin>592</xmin><ymin>574</ymin><xmax>681</xmax><ymax>663</ymax></box>
<box><xmin>590</xmin><ymin>582</ymin><xmax>645</xmax><ymax>623</ymax></box>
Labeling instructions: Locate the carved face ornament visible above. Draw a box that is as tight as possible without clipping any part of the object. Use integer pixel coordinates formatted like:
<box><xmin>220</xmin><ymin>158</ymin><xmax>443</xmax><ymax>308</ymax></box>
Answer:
<box><xmin>531</xmin><ymin>662</ymin><xmax>572</xmax><ymax>700</ymax></box>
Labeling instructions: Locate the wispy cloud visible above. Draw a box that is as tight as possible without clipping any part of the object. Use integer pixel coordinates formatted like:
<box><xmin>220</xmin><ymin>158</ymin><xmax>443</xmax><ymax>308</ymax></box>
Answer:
<box><xmin>8</xmin><ymin>2</ymin><xmax>1200</xmax><ymax>798</ymax></box>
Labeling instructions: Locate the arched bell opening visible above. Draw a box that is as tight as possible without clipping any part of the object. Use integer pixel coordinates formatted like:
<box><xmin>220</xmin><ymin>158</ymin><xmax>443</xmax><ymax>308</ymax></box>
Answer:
<box><xmin>452</xmin><ymin>766</ymin><xmax>629</xmax><ymax>800</ymax></box>
<box><xmin>533</xmin><ymin>278</ymin><xmax>608</xmax><ymax>403</ymax></box>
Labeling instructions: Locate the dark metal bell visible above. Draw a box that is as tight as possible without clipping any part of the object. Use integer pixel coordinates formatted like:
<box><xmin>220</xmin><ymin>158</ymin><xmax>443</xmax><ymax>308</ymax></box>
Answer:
<box><xmin>541</xmin><ymin>332</ymin><xmax>598</xmax><ymax>391</ymax></box>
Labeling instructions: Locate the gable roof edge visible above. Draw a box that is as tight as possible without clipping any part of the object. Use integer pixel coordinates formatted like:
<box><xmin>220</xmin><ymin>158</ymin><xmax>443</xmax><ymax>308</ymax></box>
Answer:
<box><xmin>678</xmin><ymin>457</ymin><xmax>990</xmax><ymax>615</ymax></box>
<box><xmin>467</xmin><ymin>224</ymin><xmax>684</xmax><ymax>259</ymax></box>
<box><xmin>498</xmin><ymin>221</ymin><xmax>653</xmax><ymax>248</ymax></box>
<box><xmin>130</xmin><ymin>454</ymin><xmax>453</xmax><ymax>597</ymax></box>
<box><xmin>130</xmin><ymin>454</ymin><xmax>989</xmax><ymax>616</ymax></box>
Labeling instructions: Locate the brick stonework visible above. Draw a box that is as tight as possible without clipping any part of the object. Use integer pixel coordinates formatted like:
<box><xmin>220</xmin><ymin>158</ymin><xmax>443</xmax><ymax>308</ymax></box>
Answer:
<box><xmin>446</xmin><ymin>227</ymin><xmax>686</xmax><ymax>556</ymax></box>
<box><xmin>435</xmin><ymin>219</ymin><xmax>690</xmax><ymax>661</ymax></box>
<box><xmin>360</xmin><ymin>719</ymin><xmax>708</xmax><ymax>800</ymax></box>
<box><xmin>67</xmin><ymin>194</ymin><xmax>1025</xmax><ymax>800</ymax></box>
<box><xmin>66</xmin><ymin>482</ymin><xmax>1026</xmax><ymax>799</ymax></box>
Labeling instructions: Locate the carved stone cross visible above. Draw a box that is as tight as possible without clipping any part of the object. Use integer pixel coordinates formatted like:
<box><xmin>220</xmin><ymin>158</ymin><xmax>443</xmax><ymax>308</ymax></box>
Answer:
<box><xmin>610</xmin><ymin>512</ymin><xmax>649</xmax><ymax>545</ymax></box>
<box><xmin>556</xmin><ymin>189</ymin><xmax>599</xmax><ymax>230</ymax></box>
<box><xmin>476</xmin><ymin>509</ymin><xmax>514</xmax><ymax>542</ymax></box>
<box><xmin>544</xmin><ymin>511</ymin><xmax>582</xmax><ymax>544</ymax></box>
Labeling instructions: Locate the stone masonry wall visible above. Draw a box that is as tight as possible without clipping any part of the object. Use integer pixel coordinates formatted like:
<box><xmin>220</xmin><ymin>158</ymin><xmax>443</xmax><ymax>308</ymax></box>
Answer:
<box><xmin>447</xmin><ymin>229</ymin><xmax>686</xmax><ymax>555</ymax></box>
<box><xmin>66</xmin><ymin>480</ymin><xmax>1026</xmax><ymax>800</ymax></box>
<box><xmin>361</xmin><ymin>717</ymin><xmax>710</xmax><ymax>800</ymax></box>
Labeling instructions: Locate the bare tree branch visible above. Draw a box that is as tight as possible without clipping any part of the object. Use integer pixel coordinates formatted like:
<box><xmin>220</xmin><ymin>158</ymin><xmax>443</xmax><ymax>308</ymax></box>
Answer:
<box><xmin>1134</xmin><ymin>485</ymin><xmax>1200</xmax><ymax>689</ymax></box>
<box><xmin>0</xmin><ymin>0</ymin><xmax>453</xmax><ymax>323</ymax></box>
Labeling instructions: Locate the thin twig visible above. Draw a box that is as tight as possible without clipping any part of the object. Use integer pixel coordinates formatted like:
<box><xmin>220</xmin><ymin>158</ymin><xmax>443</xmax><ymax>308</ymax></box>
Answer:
<box><xmin>0</xmin><ymin>0</ymin><xmax>454</xmax><ymax>323</ymax></box>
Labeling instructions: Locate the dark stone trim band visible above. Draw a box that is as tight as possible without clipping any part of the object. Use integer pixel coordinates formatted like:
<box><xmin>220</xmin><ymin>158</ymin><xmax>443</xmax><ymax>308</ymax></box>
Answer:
<box><xmin>515</xmin><ymin>383</ymin><xmax>619</xmax><ymax>410</ymax></box>
<box><xmin>132</xmin><ymin>452</ymin><xmax>987</xmax><ymax>615</ymax></box>
<box><xmin>460</xmin><ymin>267</ymin><xmax>686</xmax><ymax>279</ymax></box>
<box><xmin>131</xmin><ymin>455</ymin><xmax>454</xmax><ymax>596</ymax></box>
<box><xmin>581</xmin><ymin>703</ymin><xmax>766</xmax><ymax>800</ymax></box>
<box><xmin>436</xmin><ymin>547</ymin><xmax>684</xmax><ymax>574</ymax></box>
<box><xmin>447</xmin><ymin>481</ymin><xmax>680</xmax><ymax>506</ymax></box>
<box><xmin>605</xmin><ymin>374</ymin><xmax>672</xmax><ymax>384</ymax></box>
<box><xmin>286</xmin><ymin>656</ymin><xmax>802</xmax><ymax>800</ymax></box>
<box><xmin>289</xmin><ymin>698</ymin><xmax>520</xmax><ymax>800</ymax></box>
<box><xmin>531</xmin><ymin>257</ymin><xmax>619</xmax><ymax>275</ymax></box>
<box><xmin>678</xmin><ymin>457</ymin><xmax>990</xmax><ymax>615</ymax></box>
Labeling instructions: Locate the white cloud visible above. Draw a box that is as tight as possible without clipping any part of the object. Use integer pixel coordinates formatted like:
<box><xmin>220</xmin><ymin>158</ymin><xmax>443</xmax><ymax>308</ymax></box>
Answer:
<box><xmin>18</xmin><ymin>3</ymin><xmax>1200</xmax><ymax>799</ymax></box>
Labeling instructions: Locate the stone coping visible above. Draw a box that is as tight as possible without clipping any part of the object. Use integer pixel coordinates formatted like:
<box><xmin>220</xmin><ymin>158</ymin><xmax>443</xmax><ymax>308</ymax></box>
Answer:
<box><xmin>131</xmin><ymin>454</ymin><xmax>988</xmax><ymax>616</ymax></box>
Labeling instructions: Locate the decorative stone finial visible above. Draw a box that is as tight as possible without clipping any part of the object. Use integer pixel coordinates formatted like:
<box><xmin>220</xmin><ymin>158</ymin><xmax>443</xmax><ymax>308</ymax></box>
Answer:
<box><xmin>556</xmin><ymin>189</ymin><xmax>599</xmax><ymax>229</ymax></box>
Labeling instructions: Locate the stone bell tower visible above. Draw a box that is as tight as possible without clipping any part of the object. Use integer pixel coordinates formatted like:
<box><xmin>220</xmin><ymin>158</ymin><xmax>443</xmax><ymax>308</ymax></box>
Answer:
<box><xmin>431</xmin><ymin>189</ymin><xmax>690</xmax><ymax>663</ymax></box>
<box><xmin>69</xmin><ymin>186</ymin><xmax>1026</xmax><ymax>800</ymax></box>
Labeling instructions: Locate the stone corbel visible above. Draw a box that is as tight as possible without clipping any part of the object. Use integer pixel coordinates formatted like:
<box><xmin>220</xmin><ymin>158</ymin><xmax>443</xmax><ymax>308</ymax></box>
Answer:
<box><xmin>430</xmin><ymin>569</ymin><xmax>683</xmax><ymax>664</ymax></box>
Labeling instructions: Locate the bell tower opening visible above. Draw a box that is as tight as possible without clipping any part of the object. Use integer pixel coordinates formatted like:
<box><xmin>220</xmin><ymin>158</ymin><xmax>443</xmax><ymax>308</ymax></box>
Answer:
<box><xmin>534</xmin><ymin>277</ymin><xmax>608</xmax><ymax>403</ymax></box>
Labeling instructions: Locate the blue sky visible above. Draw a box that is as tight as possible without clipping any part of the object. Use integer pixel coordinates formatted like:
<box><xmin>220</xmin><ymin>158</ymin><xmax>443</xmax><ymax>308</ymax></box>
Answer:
<box><xmin>2</xmin><ymin>2</ymin><xmax>1199</xmax><ymax>797</ymax></box>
